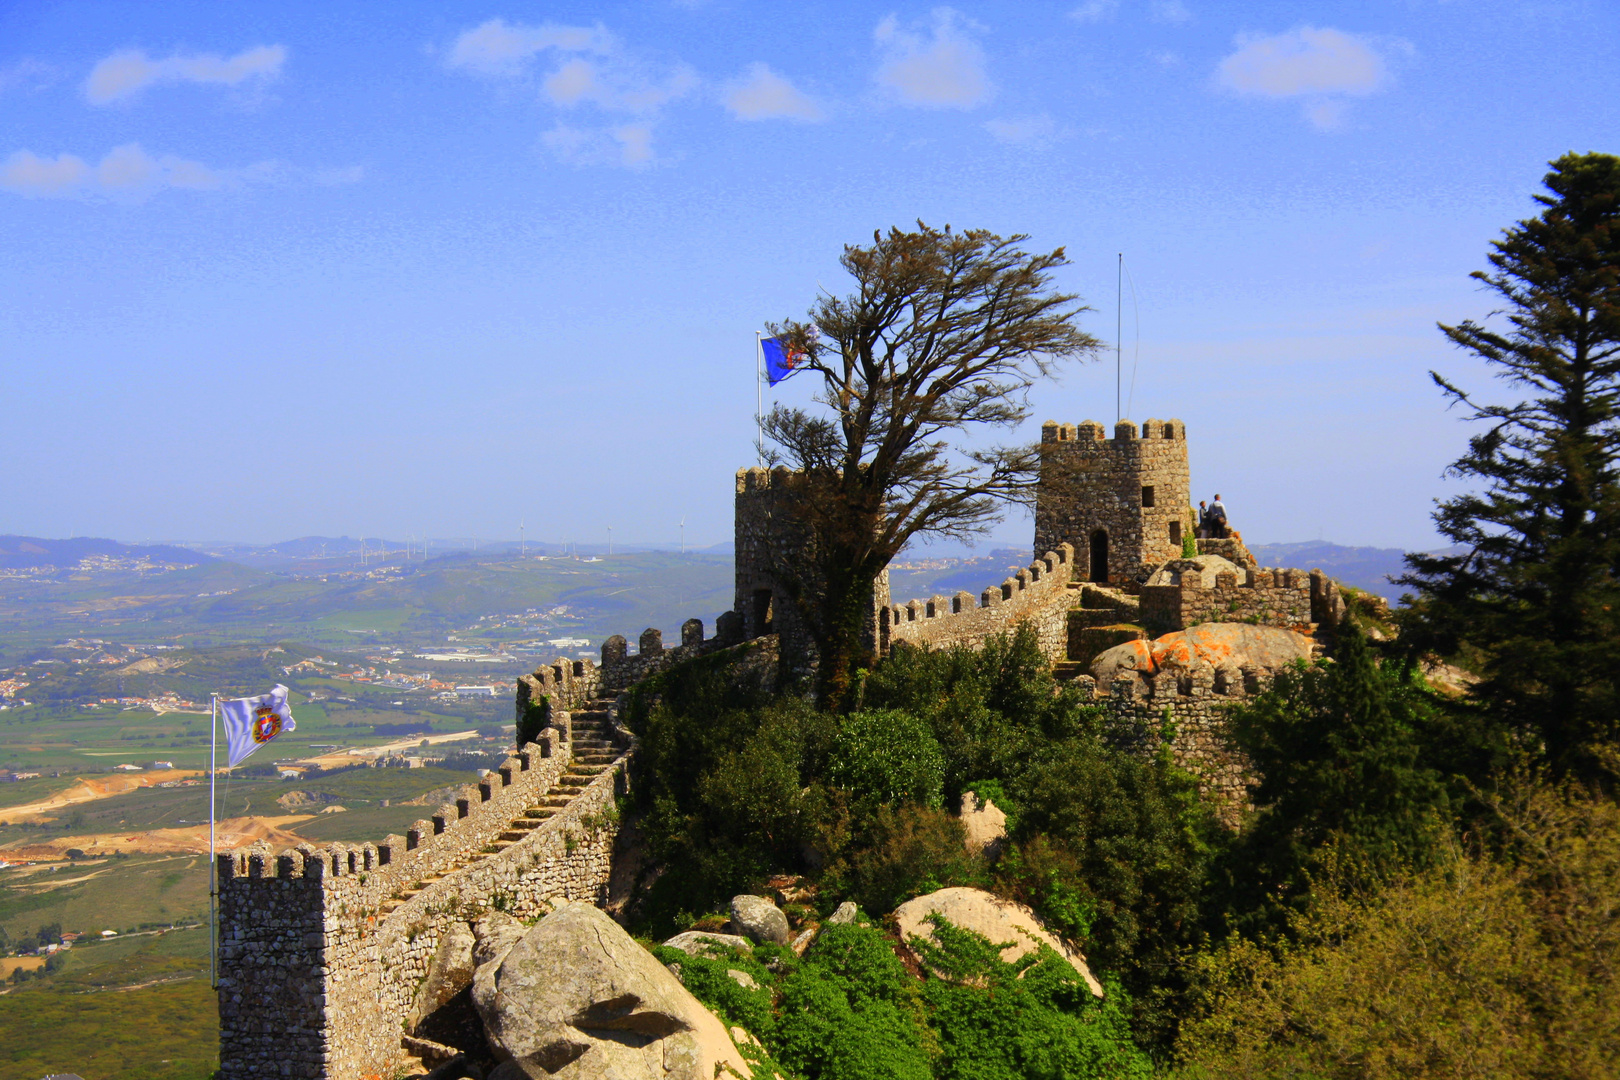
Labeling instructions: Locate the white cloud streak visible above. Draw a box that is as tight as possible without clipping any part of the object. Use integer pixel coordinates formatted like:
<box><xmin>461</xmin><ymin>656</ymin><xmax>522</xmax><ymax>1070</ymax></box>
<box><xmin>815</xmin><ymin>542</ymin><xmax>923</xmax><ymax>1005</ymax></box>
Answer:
<box><xmin>448</xmin><ymin>18</ymin><xmax>696</xmax><ymax>167</ymax></box>
<box><xmin>0</xmin><ymin>144</ymin><xmax>355</xmax><ymax>199</ymax></box>
<box><xmin>85</xmin><ymin>45</ymin><xmax>286</xmax><ymax>104</ymax></box>
<box><xmin>447</xmin><ymin>19</ymin><xmax>612</xmax><ymax>76</ymax></box>
<box><xmin>983</xmin><ymin>113</ymin><xmax>1062</xmax><ymax>148</ymax></box>
<box><xmin>1150</xmin><ymin>0</ymin><xmax>1193</xmax><ymax>25</ymax></box>
<box><xmin>1068</xmin><ymin>1</ymin><xmax>1118</xmax><ymax>22</ymax></box>
<box><xmin>723</xmin><ymin>63</ymin><xmax>824</xmax><ymax>121</ymax></box>
<box><xmin>1216</xmin><ymin>26</ymin><xmax>1400</xmax><ymax>130</ymax></box>
<box><xmin>874</xmin><ymin>8</ymin><xmax>991</xmax><ymax>109</ymax></box>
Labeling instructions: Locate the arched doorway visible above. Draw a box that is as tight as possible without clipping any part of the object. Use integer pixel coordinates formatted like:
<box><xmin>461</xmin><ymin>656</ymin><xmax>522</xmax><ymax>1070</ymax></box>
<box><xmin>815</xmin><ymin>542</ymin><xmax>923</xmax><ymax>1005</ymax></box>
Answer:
<box><xmin>1089</xmin><ymin>529</ymin><xmax>1108</xmax><ymax>583</ymax></box>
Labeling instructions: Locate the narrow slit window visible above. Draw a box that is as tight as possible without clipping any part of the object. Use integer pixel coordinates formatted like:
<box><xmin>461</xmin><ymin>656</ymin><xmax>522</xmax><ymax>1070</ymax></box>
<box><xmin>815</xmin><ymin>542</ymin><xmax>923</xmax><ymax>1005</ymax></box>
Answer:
<box><xmin>1169</xmin><ymin>520</ymin><xmax>1181</xmax><ymax>543</ymax></box>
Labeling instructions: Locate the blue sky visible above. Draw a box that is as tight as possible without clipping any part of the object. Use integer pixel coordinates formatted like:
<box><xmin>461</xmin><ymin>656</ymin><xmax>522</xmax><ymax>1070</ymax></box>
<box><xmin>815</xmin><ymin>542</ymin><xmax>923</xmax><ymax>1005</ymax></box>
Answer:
<box><xmin>0</xmin><ymin>1</ymin><xmax>1614</xmax><ymax>552</ymax></box>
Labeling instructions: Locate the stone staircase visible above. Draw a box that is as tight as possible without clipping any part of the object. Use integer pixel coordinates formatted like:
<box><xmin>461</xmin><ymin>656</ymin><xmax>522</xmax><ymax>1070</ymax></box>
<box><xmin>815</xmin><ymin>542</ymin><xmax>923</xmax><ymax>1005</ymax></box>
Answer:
<box><xmin>378</xmin><ymin>702</ymin><xmax>625</xmax><ymax>915</ymax></box>
<box><xmin>1055</xmin><ymin>583</ymin><xmax>1146</xmax><ymax>682</ymax></box>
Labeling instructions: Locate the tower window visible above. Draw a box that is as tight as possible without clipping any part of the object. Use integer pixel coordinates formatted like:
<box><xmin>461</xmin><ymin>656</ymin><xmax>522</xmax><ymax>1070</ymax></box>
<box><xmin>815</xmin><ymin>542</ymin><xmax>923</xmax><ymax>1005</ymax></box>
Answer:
<box><xmin>1141</xmin><ymin>485</ymin><xmax>1156</xmax><ymax>508</ymax></box>
<box><xmin>1169</xmin><ymin>520</ymin><xmax>1181</xmax><ymax>543</ymax></box>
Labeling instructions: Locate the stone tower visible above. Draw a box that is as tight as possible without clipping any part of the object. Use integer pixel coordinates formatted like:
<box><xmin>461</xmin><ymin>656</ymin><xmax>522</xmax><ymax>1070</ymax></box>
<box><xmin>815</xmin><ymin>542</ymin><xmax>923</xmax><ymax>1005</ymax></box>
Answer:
<box><xmin>1033</xmin><ymin>418</ymin><xmax>1190</xmax><ymax>584</ymax></box>
<box><xmin>734</xmin><ymin>466</ymin><xmax>889</xmax><ymax>674</ymax></box>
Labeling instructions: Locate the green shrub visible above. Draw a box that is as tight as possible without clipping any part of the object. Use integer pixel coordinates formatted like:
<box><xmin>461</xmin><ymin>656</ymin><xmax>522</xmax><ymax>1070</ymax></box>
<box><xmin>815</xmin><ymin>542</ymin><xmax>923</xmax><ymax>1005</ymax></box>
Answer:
<box><xmin>838</xmin><ymin>803</ymin><xmax>982</xmax><ymax>915</ymax></box>
<box><xmin>1176</xmin><ymin>775</ymin><xmax>1620</xmax><ymax>1080</ymax></box>
<box><xmin>772</xmin><ymin>922</ymin><xmax>934</xmax><ymax>1080</ymax></box>
<box><xmin>827</xmin><ymin>708</ymin><xmax>946</xmax><ymax>809</ymax></box>
<box><xmin>911</xmin><ymin>916</ymin><xmax>1153</xmax><ymax>1080</ymax></box>
<box><xmin>1000</xmin><ymin>729</ymin><xmax>1221</xmax><ymax>1054</ymax></box>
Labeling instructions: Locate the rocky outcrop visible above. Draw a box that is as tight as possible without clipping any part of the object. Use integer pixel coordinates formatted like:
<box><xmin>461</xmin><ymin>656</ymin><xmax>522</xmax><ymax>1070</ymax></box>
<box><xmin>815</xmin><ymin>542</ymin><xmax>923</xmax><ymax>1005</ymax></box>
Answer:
<box><xmin>959</xmin><ymin>791</ymin><xmax>1008</xmax><ymax>858</ymax></box>
<box><xmin>729</xmin><ymin>894</ymin><xmax>792</xmax><ymax>945</ymax></box>
<box><xmin>893</xmin><ymin>887</ymin><xmax>1104</xmax><ymax>999</ymax></box>
<box><xmin>1144</xmin><ymin>554</ymin><xmax>1246</xmax><ymax>589</ymax></box>
<box><xmin>826</xmin><ymin>901</ymin><xmax>858</xmax><ymax>925</ymax></box>
<box><xmin>1090</xmin><ymin>623</ymin><xmax>1313</xmax><ymax>685</ymax></box>
<box><xmin>409</xmin><ymin>922</ymin><xmax>477</xmax><ymax>1034</ymax></box>
<box><xmin>472</xmin><ymin>901</ymin><xmax>752</xmax><ymax>1079</ymax></box>
<box><xmin>662</xmin><ymin>931</ymin><xmax>755</xmax><ymax>958</ymax></box>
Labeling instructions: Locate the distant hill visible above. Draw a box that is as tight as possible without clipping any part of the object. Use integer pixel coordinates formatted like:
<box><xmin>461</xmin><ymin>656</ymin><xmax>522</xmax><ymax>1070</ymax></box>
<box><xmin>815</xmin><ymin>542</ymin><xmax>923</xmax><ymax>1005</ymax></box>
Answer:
<box><xmin>0</xmin><ymin>535</ymin><xmax>212</xmax><ymax>570</ymax></box>
<box><xmin>1246</xmin><ymin>541</ymin><xmax>1422</xmax><ymax>601</ymax></box>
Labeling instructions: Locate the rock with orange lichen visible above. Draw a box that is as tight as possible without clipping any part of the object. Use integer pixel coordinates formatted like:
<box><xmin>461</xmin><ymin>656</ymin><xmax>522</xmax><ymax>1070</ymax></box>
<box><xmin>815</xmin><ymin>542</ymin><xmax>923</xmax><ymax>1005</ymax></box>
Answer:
<box><xmin>1090</xmin><ymin>623</ymin><xmax>1313</xmax><ymax>685</ymax></box>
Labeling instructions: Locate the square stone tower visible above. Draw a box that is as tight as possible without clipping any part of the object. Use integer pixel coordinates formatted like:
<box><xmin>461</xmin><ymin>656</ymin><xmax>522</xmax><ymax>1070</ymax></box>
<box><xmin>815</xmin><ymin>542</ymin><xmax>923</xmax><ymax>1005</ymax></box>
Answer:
<box><xmin>1033</xmin><ymin>418</ymin><xmax>1190</xmax><ymax>584</ymax></box>
<box><xmin>734</xmin><ymin>466</ymin><xmax>889</xmax><ymax>675</ymax></box>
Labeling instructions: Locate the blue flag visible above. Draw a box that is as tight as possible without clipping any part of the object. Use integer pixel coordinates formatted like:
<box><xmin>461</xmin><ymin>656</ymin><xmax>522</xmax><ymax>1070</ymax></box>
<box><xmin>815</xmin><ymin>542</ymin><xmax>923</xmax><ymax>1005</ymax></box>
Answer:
<box><xmin>761</xmin><ymin>335</ymin><xmax>806</xmax><ymax>386</ymax></box>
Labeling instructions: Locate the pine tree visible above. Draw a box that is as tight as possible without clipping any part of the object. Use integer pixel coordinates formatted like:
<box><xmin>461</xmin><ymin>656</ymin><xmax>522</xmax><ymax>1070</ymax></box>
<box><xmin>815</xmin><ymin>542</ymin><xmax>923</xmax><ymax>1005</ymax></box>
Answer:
<box><xmin>1400</xmin><ymin>152</ymin><xmax>1620</xmax><ymax>781</ymax></box>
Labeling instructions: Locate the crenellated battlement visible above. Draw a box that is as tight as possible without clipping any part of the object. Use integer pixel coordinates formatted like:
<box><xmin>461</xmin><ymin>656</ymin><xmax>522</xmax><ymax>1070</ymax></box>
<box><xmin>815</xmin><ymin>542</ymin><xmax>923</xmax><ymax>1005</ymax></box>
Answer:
<box><xmin>217</xmin><ymin>714</ymin><xmax>632</xmax><ymax>1079</ymax></box>
<box><xmin>886</xmin><ymin>543</ymin><xmax>1077</xmax><ymax>661</ymax></box>
<box><xmin>1139</xmin><ymin>562</ymin><xmax>1346</xmax><ymax>635</ymax></box>
<box><xmin>1035</xmin><ymin>417</ymin><xmax>1191</xmax><ymax>583</ymax></box>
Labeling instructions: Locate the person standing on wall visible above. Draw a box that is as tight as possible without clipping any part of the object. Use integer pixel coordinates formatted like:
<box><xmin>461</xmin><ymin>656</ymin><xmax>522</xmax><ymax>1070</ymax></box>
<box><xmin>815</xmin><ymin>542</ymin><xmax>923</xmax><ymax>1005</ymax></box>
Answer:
<box><xmin>1209</xmin><ymin>494</ymin><xmax>1228</xmax><ymax>539</ymax></box>
<box><xmin>1197</xmin><ymin>500</ymin><xmax>1211</xmax><ymax>540</ymax></box>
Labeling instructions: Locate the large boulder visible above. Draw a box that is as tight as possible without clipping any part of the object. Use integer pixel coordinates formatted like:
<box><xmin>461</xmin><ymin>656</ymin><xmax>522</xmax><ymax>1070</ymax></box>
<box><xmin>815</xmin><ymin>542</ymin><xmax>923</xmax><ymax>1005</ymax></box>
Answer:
<box><xmin>661</xmin><ymin>931</ymin><xmax>755</xmax><ymax>958</ymax></box>
<box><xmin>729</xmin><ymin>894</ymin><xmax>792</xmax><ymax>945</ymax></box>
<box><xmin>409</xmin><ymin>922</ymin><xmax>478</xmax><ymax>1034</ymax></box>
<box><xmin>959</xmin><ymin>791</ymin><xmax>1008</xmax><ymax>858</ymax></box>
<box><xmin>1144</xmin><ymin>554</ymin><xmax>1246</xmax><ymax>589</ymax></box>
<box><xmin>471</xmin><ymin>901</ymin><xmax>751</xmax><ymax>1079</ymax></box>
<box><xmin>893</xmin><ymin>887</ymin><xmax>1104</xmax><ymax>999</ymax></box>
<box><xmin>1090</xmin><ymin>623</ymin><xmax>1313</xmax><ymax>685</ymax></box>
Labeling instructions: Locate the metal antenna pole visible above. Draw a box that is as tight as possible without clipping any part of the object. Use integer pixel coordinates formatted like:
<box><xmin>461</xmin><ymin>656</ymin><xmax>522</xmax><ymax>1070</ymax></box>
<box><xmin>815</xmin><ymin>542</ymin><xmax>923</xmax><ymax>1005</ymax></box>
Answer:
<box><xmin>208</xmin><ymin>694</ymin><xmax>218</xmax><ymax>989</ymax></box>
<box><xmin>755</xmin><ymin>332</ymin><xmax>764</xmax><ymax>466</ymax></box>
<box><xmin>1117</xmin><ymin>252</ymin><xmax>1123</xmax><ymax>423</ymax></box>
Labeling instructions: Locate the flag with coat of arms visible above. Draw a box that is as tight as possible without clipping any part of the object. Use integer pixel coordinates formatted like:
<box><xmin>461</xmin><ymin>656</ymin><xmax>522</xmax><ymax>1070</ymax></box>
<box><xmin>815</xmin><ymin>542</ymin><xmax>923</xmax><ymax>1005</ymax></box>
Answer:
<box><xmin>219</xmin><ymin>684</ymin><xmax>297</xmax><ymax>768</ymax></box>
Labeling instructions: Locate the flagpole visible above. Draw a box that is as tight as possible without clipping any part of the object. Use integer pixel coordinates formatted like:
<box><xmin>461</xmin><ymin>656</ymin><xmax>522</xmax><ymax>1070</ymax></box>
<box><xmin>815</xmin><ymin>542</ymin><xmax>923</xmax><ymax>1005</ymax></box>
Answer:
<box><xmin>209</xmin><ymin>694</ymin><xmax>218</xmax><ymax>990</ymax></box>
<box><xmin>755</xmin><ymin>332</ymin><xmax>764</xmax><ymax>467</ymax></box>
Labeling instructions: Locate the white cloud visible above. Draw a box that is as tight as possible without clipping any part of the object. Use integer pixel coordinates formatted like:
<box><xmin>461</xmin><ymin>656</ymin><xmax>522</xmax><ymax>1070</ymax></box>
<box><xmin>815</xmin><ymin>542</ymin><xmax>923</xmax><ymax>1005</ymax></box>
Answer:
<box><xmin>983</xmin><ymin>113</ymin><xmax>1061</xmax><ymax>147</ymax></box>
<box><xmin>0</xmin><ymin>58</ymin><xmax>57</xmax><ymax>96</ymax></box>
<box><xmin>450</xmin><ymin>18</ymin><xmax>696</xmax><ymax>168</ymax></box>
<box><xmin>874</xmin><ymin>8</ymin><xmax>991</xmax><ymax>109</ymax></box>
<box><xmin>540</xmin><ymin>123</ymin><xmax>658</xmax><ymax>168</ymax></box>
<box><xmin>1151</xmin><ymin>50</ymin><xmax>1181</xmax><ymax>67</ymax></box>
<box><xmin>85</xmin><ymin>45</ymin><xmax>285</xmax><ymax>104</ymax></box>
<box><xmin>1068</xmin><ymin>0</ymin><xmax>1118</xmax><ymax>22</ymax></box>
<box><xmin>1150</xmin><ymin>0</ymin><xmax>1193</xmax><ymax>25</ymax></box>
<box><xmin>446</xmin><ymin>19</ymin><xmax>611</xmax><ymax>77</ymax></box>
<box><xmin>1215</xmin><ymin>26</ymin><xmax>1401</xmax><ymax>129</ymax></box>
<box><xmin>0</xmin><ymin>150</ymin><xmax>87</xmax><ymax>195</ymax></box>
<box><xmin>1217</xmin><ymin>27</ymin><xmax>1389</xmax><ymax>98</ymax></box>
<box><xmin>723</xmin><ymin>63</ymin><xmax>824</xmax><ymax>121</ymax></box>
<box><xmin>0</xmin><ymin>143</ymin><xmax>353</xmax><ymax>199</ymax></box>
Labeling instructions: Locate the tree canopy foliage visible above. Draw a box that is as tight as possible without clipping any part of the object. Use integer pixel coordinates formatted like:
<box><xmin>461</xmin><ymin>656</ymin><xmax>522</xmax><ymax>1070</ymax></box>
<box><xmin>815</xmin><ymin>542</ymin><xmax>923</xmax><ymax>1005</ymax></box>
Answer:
<box><xmin>1400</xmin><ymin>152</ymin><xmax>1620</xmax><ymax>780</ymax></box>
<box><xmin>763</xmin><ymin>223</ymin><xmax>1099</xmax><ymax>705</ymax></box>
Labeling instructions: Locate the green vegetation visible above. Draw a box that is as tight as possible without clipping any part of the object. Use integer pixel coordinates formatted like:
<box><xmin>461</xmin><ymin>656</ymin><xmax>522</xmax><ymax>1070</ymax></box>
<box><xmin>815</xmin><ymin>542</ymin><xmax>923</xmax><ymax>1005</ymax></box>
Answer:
<box><xmin>629</xmin><ymin>625</ymin><xmax>1220</xmax><ymax>1055</ymax></box>
<box><xmin>1399</xmin><ymin>151</ymin><xmax>1620</xmax><ymax>781</ymax></box>
<box><xmin>0</xmin><ymin>927</ymin><xmax>217</xmax><ymax>1080</ymax></box>
<box><xmin>659</xmin><ymin>916</ymin><xmax>1149</xmax><ymax>1080</ymax></box>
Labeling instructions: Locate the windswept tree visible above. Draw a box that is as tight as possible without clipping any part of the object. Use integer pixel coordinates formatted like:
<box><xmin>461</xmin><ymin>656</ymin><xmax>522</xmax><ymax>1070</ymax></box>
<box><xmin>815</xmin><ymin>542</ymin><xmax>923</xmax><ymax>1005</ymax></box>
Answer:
<box><xmin>764</xmin><ymin>223</ymin><xmax>1100</xmax><ymax>707</ymax></box>
<box><xmin>1400</xmin><ymin>152</ymin><xmax>1620</xmax><ymax>780</ymax></box>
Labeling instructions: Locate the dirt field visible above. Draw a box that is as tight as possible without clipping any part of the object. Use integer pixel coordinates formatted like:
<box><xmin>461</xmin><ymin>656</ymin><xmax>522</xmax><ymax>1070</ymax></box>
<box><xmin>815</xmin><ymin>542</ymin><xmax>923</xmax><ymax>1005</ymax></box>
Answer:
<box><xmin>0</xmin><ymin>956</ymin><xmax>46</xmax><ymax>977</ymax></box>
<box><xmin>0</xmin><ymin>815</ymin><xmax>314</xmax><ymax>859</ymax></box>
<box><xmin>0</xmin><ymin>771</ymin><xmax>205</xmax><ymax>824</ymax></box>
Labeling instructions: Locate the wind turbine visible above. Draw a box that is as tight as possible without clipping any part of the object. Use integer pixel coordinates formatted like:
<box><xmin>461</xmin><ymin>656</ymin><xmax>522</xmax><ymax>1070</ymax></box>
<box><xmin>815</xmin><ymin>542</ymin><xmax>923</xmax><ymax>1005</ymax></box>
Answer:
<box><xmin>607</xmin><ymin>526</ymin><xmax>613</xmax><ymax>557</ymax></box>
<box><xmin>679</xmin><ymin>516</ymin><xmax>686</xmax><ymax>556</ymax></box>
<box><xmin>520</xmin><ymin>519</ymin><xmax>526</xmax><ymax>558</ymax></box>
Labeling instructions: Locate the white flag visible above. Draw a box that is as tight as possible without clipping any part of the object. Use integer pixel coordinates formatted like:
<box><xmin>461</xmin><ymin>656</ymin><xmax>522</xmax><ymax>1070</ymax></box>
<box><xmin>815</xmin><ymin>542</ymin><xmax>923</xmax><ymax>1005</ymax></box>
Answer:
<box><xmin>219</xmin><ymin>684</ymin><xmax>297</xmax><ymax>768</ymax></box>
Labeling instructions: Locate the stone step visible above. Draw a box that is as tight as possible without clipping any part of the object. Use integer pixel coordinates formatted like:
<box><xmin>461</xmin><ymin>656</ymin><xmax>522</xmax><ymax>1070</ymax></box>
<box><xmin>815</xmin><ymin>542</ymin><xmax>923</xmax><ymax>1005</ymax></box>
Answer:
<box><xmin>538</xmin><ymin>795</ymin><xmax>573</xmax><ymax>807</ymax></box>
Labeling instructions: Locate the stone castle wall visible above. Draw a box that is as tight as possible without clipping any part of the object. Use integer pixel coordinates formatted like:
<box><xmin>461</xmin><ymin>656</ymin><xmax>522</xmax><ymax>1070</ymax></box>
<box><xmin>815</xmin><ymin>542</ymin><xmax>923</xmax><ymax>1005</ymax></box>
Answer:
<box><xmin>1034</xmin><ymin>419</ymin><xmax>1191</xmax><ymax>583</ymax></box>
<box><xmin>1140</xmin><ymin>565</ymin><xmax>1346</xmax><ymax>636</ymax></box>
<box><xmin>735</xmin><ymin>466</ymin><xmax>889</xmax><ymax>676</ymax></box>
<box><xmin>1071</xmin><ymin>664</ymin><xmax>1284</xmax><ymax>824</ymax></box>
<box><xmin>885</xmin><ymin>543</ymin><xmax>1078</xmax><ymax>662</ymax></box>
<box><xmin>217</xmin><ymin>718</ymin><xmax>630</xmax><ymax>1079</ymax></box>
